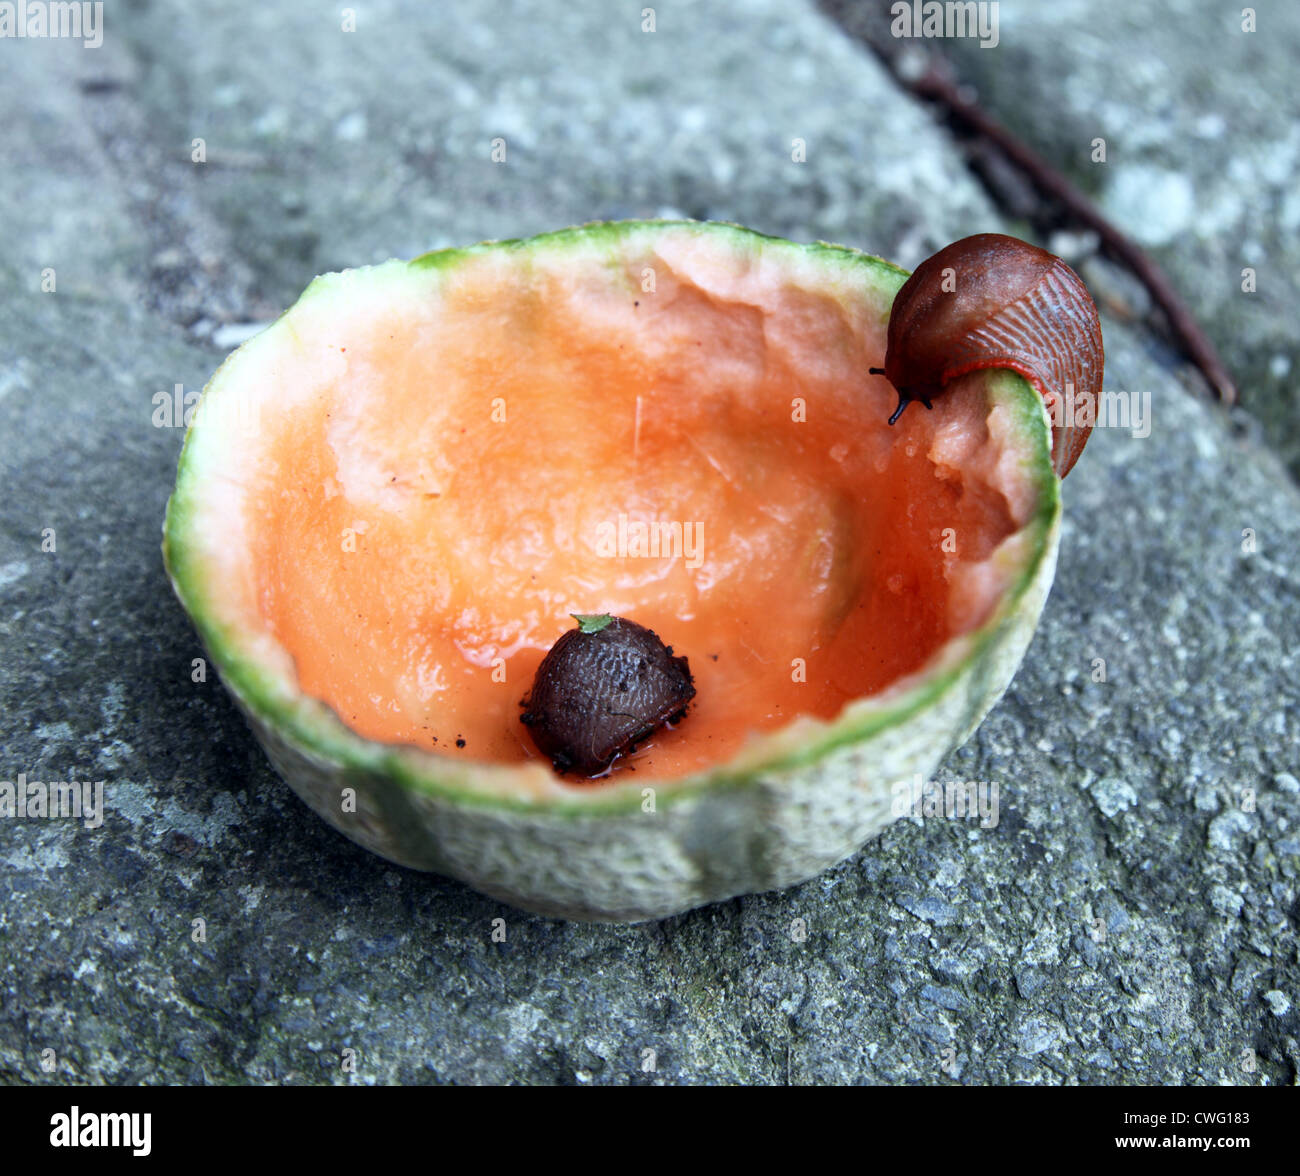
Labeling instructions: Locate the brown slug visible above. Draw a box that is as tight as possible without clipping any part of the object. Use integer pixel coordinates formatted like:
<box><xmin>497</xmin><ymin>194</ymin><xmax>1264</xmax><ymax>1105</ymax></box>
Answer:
<box><xmin>870</xmin><ymin>233</ymin><xmax>1104</xmax><ymax>478</ymax></box>
<box><xmin>521</xmin><ymin>614</ymin><xmax>695</xmax><ymax>778</ymax></box>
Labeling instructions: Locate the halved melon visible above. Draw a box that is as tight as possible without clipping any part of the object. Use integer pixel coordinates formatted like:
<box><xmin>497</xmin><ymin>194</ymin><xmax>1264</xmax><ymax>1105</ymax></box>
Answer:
<box><xmin>163</xmin><ymin>220</ymin><xmax>1060</xmax><ymax>921</ymax></box>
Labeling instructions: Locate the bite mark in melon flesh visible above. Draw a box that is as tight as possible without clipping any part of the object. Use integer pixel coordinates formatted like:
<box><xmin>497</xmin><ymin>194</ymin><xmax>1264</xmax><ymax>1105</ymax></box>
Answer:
<box><xmin>219</xmin><ymin>231</ymin><xmax>1041</xmax><ymax>780</ymax></box>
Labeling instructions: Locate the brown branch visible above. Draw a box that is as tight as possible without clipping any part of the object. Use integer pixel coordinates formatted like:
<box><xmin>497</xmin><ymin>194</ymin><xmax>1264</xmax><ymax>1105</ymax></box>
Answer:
<box><xmin>905</xmin><ymin>64</ymin><xmax>1237</xmax><ymax>406</ymax></box>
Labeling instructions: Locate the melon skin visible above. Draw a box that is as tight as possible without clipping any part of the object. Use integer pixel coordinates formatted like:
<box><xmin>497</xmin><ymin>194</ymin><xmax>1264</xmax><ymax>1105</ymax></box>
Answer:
<box><xmin>163</xmin><ymin>220</ymin><xmax>1061</xmax><ymax>922</ymax></box>
<box><xmin>239</xmin><ymin>527</ymin><xmax>1055</xmax><ymax>921</ymax></box>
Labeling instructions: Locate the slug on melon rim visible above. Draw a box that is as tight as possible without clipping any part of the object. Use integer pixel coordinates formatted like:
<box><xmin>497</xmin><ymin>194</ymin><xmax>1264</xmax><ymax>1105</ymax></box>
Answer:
<box><xmin>870</xmin><ymin>232</ymin><xmax>1105</xmax><ymax>478</ymax></box>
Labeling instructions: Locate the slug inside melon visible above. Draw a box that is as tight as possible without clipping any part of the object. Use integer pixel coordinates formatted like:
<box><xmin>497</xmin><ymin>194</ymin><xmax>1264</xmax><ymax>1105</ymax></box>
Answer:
<box><xmin>163</xmin><ymin>220</ymin><xmax>1069</xmax><ymax>921</ymax></box>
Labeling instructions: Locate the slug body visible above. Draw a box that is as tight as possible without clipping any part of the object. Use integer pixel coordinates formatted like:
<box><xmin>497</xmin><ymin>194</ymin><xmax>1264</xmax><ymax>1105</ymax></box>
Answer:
<box><xmin>873</xmin><ymin>233</ymin><xmax>1104</xmax><ymax>477</ymax></box>
<box><xmin>521</xmin><ymin>616</ymin><xmax>695</xmax><ymax>778</ymax></box>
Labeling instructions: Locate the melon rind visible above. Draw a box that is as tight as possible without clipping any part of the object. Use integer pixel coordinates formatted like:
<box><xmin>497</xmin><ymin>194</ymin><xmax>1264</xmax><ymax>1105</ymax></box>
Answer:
<box><xmin>163</xmin><ymin>220</ymin><xmax>1060</xmax><ymax>922</ymax></box>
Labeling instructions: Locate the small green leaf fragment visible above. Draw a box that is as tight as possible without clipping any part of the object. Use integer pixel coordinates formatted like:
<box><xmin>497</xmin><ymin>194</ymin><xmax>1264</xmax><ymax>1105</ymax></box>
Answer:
<box><xmin>572</xmin><ymin>613</ymin><xmax>614</xmax><ymax>634</ymax></box>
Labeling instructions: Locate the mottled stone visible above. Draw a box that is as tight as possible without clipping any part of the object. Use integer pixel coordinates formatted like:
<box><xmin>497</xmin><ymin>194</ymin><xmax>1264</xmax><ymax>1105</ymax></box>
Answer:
<box><xmin>1</xmin><ymin>0</ymin><xmax>1297</xmax><ymax>1086</ymax></box>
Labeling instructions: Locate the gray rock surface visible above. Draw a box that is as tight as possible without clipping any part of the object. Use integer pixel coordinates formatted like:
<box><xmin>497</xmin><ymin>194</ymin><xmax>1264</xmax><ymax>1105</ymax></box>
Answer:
<box><xmin>1</xmin><ymin>0</ymin><xmax>1297</xmax><ymax>1085</ymax></box>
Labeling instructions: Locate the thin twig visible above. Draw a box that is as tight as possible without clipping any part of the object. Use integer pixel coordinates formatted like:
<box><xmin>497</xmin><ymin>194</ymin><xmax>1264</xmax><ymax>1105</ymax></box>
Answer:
<box><xmin>906</xmin><ymin>64</ymin><xmax>1237</xmax><ymax>405</ymax></box>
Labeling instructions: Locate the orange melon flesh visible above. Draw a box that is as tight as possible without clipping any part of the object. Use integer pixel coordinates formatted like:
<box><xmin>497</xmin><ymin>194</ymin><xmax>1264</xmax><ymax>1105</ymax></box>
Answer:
<box><xmin>226</xmin><ymin>233</ymin><xmax>1035</xmax><ymax>780</ymax></box>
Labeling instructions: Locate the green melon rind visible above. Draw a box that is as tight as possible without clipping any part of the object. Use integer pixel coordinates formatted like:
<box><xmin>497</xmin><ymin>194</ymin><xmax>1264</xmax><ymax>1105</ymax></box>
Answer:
<box><xmin>162</xmin><ymin>219</ymin><xmax>1060</xmax><ymax>922</ymax></box>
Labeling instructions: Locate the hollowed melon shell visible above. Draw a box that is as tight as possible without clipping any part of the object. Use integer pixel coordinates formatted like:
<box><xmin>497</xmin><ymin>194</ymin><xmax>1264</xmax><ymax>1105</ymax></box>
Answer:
<box><xmin>163</xmin><ymin>221</ymin><xmax>1060</xmax><ymax>921</ymax></box>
